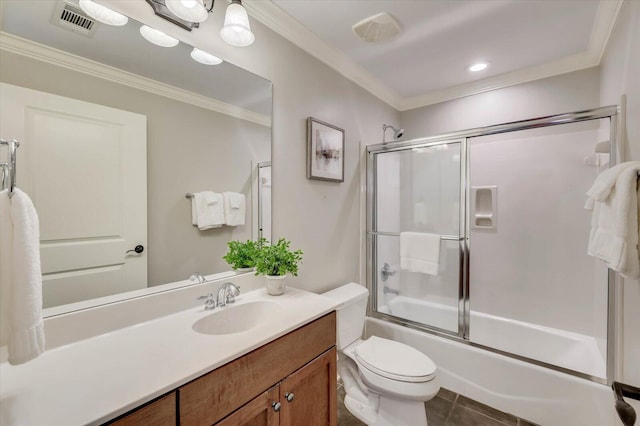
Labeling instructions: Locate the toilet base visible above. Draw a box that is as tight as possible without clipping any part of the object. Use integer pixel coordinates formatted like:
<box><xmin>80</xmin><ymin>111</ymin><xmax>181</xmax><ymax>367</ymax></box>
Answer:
<box><xmin>345</xmin><ymin>392</ymin><xmax>429</xmax><ymax>426</ymax></box>
<box><xmin>338</xmin><ymin>355</ymin><xmax>433</xmax><ymax>426</ymax></box>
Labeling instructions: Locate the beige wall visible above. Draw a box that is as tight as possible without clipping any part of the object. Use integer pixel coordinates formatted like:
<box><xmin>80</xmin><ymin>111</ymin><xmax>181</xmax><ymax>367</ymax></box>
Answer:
<box><xmin>600</xmin><ymin>0</ymin><xmax>640</xmax><ymax>389</ymax></box>
<box><xmin>0</xmin><ymin>51</ymin><xmax>270</xmax><ymax>286</ymax></box>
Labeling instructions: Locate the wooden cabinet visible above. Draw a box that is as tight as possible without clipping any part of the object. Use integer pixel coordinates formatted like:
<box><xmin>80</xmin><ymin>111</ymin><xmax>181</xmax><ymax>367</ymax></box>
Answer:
<box><xmin>180</xmin><ymin>312</ymin><xmax>336</xmax><ymax>426</ymax></box>
<box><xmin>216</xmin><ymin>385</ymin><xmax>280</xmax><ymax>426</ymax></box>
<box><xmin>106</xmin><ymin>392</ymin><xmax>176</xmax><ymax>426</ymax></box>
<box><xmin>279</xmin><ymin>348</ymin><xmax>337</xmax><ymax>426</ymax></box>
<box><xmin>105</xmin><ymin>312</ymin><xmax>336</xmax><ymax>426</ymax></box>
<box><xmin>218</xmin><ymin>347</ymin><xmax>337</xmax><ymax>426</ymax></box>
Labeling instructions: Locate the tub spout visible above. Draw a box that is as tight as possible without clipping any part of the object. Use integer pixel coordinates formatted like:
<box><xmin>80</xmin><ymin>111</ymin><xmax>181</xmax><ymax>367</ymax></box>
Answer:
<box><xmin>383</xmin><ymin>286</ymin><xmax>400</xmax><ymax>295</ymax></box>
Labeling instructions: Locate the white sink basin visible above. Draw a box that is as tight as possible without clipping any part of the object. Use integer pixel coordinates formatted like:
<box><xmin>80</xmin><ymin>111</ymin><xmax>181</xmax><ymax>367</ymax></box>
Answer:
<box><xmin>192</xmin><ymin>300</ymin><xmax>281</xmax><ymax>335</ymax></box>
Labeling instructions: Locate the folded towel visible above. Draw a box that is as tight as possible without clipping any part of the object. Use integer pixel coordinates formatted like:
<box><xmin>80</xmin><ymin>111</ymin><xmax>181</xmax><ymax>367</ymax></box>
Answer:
<box><xmin>223</xmin><ymin>192</ymin><xmax>246</xmax><ymax>226</ymax></box>
<box><xmin>192</xmin><ymin>191</ymin><xmax>224</xmax><ymax>230</ymax></box>
<box><xmin>586</xmin><ymin>162</ymin><xmax>640</xmax><ymax>279</ymax></box>
<box><xmin>400</xmin><ymin>232</ymin><xmax>441</xmax><ymax>275</ymax></box>
<box><xmin>586</xmin><ymin>162</ymin><xmax>640</xmax><ymax>203</ymax></box>
<box><xmin>0</xmin><ymin>188</ymin><xmax>46</xmax><ymax>365</ymax></box>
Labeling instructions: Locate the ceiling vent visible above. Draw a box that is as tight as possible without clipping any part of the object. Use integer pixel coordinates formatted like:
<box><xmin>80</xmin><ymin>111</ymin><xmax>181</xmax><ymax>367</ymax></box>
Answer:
<box><xmin>51</xmin><ymin>1</ymin><xmax>98</xmax><ymax>37</ymax></box>
<box><xmin>352</xmin><ymin>12</ymin><xmax>401</xmax><ymax>43</ymax></box>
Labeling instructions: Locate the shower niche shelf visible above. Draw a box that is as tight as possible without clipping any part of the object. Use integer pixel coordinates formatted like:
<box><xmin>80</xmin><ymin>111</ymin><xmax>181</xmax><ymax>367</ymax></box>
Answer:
<box><xmin>472</xmin><ymin>186</ymin><xmax>497</xmax><ymax>230</ymax></box>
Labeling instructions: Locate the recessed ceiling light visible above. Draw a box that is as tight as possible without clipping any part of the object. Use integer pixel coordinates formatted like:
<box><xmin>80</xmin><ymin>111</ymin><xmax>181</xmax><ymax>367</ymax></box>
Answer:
<box><xmin>139</xmin><ymin>25</ymin><xmax>179</xmax><ymax>47</ymax></box>
<box><xmin>468</xmin><ymin>62</ymin><xmax>489</xmax><ymax>72</ymax></box>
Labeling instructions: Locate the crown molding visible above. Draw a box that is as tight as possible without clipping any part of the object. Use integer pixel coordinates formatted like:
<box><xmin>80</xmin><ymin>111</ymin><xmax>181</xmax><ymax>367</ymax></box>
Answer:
<box><xmin>243</xmin><ymin>0</ymin><xmax>403</xmax><ymax>110</ymax></box>
<box><xmin>245</xmin><ymin>0</ymin><xmax>623</xmax><ymax>112</ymax></box>
<box><xmin>0</xmin><ymin>32</ymin><xmax>271</xmax><ymax>127</ymax></box>
<box><xmin>589</xmin><ymin>0</ymin><xmax>625</xmax><ymax>63</ymax></box>
<box><xmin>399</xmin><ymin>51</ymin><xmax>599</xmax><ymax>111</ymax></box>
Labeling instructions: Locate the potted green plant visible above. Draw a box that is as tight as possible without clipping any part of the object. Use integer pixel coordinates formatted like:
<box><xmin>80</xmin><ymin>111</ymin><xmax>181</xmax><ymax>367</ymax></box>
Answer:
<box><xmin>223</xmin><ymin>239</ymin><xmax>261</xmax><ymax>272</ymax></box>
<box><xmin>255</xmin><ymin>238</ymin><xmax>303</xmax><ymax>295</ymax></box>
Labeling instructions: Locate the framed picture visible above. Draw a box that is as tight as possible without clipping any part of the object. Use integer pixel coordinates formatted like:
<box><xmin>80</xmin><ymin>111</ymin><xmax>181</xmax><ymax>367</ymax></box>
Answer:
<box><xmin>307</xmin><ymin>117</ymin><xmax>345</xmax><ymax>182</ymax></box>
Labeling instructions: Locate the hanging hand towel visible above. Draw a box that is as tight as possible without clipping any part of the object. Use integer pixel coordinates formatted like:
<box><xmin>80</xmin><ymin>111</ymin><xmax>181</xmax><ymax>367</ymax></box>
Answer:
<box><xmin>0</xmin><ymin>188</ymin><xmax>46</xmax><ymax>365</ymax></box>
<box><xmin>223</xmin><ymin>192</ymin><xmax>246</xmax><ymax>226</ymax></box>
<box><xmin>192</xmin><ymin>191</ymin><xmax>224</xmax><ymax>230</ymax></box>
<box><xmin>400</xmin><ymin>232</ymin><xmax>441</xmax><ymax>275</ymax></box>
<box><xmin>586</xmin><ymin>162</ymin><xmax>640</xmax><ymax>279</ymax></box>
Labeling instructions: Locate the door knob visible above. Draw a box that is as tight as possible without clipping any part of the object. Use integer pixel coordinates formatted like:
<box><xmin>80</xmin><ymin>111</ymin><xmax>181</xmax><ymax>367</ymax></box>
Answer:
<box><xmin>285</xmin><ymin>392</ymin><xmax>294</xmax><ymax>402</ymax></box>
<box><xmin>126</xmin><ymin>245</ymin><xmax>144</xmax><ymax>254</ymax></box>
<box><xmin>272</xmin><ymin>401</ymin><xmax>281</xmax><ymax>412</ymax></box>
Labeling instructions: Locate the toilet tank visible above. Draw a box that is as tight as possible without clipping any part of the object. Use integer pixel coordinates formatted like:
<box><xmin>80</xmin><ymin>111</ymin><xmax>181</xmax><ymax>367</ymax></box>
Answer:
<box><xmin>322</xmin><ymin>283</ymin><xmax>369</xmax><ymax>350</ymax></box>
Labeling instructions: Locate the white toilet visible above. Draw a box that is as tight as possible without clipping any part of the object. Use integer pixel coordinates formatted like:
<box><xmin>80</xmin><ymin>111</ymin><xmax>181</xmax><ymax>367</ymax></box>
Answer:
<box><xmin>323</xmin><ymin>283</ymin><xmax>439</xmax><ymax>426</ymax></box>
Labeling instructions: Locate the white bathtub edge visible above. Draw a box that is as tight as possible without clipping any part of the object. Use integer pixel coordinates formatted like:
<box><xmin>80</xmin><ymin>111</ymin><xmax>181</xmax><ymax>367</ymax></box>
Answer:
<box><xmin>365</xmin><ymin>317</ymin><xmax>619</xmax><ymax>426</ymax></box>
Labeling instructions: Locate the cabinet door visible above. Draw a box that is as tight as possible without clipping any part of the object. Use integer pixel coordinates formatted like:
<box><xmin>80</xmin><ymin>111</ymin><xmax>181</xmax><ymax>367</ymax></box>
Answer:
<box><xmin>280</xmin><ymin>348</ymin><xmax>337</xmax><ymax>426</ymax></box>
<box><xmin>216</xmin><ymin>385</ymin><xmax>280</xmax><ymax>426</ymax></box>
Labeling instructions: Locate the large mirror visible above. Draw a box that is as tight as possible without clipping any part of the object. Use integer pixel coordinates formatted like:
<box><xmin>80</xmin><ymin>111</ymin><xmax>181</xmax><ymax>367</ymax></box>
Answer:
<box><xmin>0</xmin><ymin>0</ymin><xmax>272</xmax><ymax>314</ymax></box>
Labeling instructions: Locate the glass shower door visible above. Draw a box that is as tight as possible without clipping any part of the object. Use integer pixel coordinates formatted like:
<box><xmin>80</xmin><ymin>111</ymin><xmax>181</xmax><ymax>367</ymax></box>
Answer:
<box><xmin>369</xmin><ymin>140</ymin><xmax>463</xmax><ymax>335</ymax></box>
<box><xmin>467</xmin><ymin>119</ymin><xmax>610</xmax><ymax>378</ymax></box>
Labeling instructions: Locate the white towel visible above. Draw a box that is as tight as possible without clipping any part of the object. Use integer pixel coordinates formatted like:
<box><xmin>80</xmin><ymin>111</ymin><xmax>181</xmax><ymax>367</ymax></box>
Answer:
<box><xmin>400</xmin><ymin>232</ymin><xmax>441</xmax><ymax>275</ymax></box>
<box><xmin>191</xmin><ymin>191</ymin><xmax>224</xmax><ymax>230</ymax></box>
<box><xmin>223</xmin><ymin>192</ymin><xmax>246</xmax><ymax>226</ymax></box>
<box><xmin>586</xmin><ymin>162</ymin><xmax>640</xmax><ymax>279</ymax></box>
<box><xmin>0</xmin><ymin>188</ymin><xmax>46</xmax><ymax>365</ymax></box>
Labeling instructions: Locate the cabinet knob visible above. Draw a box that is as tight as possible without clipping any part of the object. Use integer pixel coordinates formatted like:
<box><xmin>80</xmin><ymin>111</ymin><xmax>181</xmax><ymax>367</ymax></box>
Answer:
<box><xmin>272</xmin><ymin>401</ymin><xmax>281</xmax><ymax>412</ymax></box>
<box><xmin>285</xmin><ymin>392</ymin><xmax>294</xmax><ymax>403</ymax></box>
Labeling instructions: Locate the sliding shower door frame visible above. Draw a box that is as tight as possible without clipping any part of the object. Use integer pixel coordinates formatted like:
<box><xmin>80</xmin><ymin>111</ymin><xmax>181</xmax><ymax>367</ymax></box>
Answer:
<box><xmin>366</xmin><ymin>105</ymin><xmax>619</xmax><ymax>386</ymax></box>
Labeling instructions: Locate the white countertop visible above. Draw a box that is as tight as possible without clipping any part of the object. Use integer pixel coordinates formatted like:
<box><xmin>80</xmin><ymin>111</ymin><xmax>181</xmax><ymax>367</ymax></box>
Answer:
<box><xmin>0</xmin><ymin>287</ymin><xmax>337</xmax><ymax>425</ymax></box>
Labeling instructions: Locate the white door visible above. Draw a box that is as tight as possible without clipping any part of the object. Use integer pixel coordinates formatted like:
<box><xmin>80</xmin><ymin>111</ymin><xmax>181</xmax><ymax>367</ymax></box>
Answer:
<box><xmin>0</xmin><ymin>83</ymin><xmax>147</xmax><ymax>308</ymax></box>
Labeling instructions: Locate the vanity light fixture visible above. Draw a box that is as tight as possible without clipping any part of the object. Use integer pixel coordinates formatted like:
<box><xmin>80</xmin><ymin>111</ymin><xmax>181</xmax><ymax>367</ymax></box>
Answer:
<box><xmin>165</xmin><ymin>0</ymin><xmax>211</xmax><ymax>23</ymax></box>
<box><xmin>468</xmin><ymin>61</ymin><xmax>489</xmax><ymax>72</ymax></box>
<box><xmin>78</xmin><ymin>0</ymin><xmax>128</xmax><ymax>26</ymax></box>
<box><xmin>140</xmin><ymin>25</ymin><xmax>180</xmax><ymax>47</ymax></box>
<box><xmin>191</xmin><ymin>47</ymin><xmax>223</xmax><ymax>65</ymax></box>
<box><xmin>220</xmin><ymin>0</ymin><xmax>255</xmax><ymax>47</ymax></box>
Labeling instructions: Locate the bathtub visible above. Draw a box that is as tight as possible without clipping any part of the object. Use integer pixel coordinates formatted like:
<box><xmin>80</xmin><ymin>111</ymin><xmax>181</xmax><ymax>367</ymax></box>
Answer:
<box><xmin>372</xmin><ymin>296</ymin><xmax>617</xmax><ymax>426</ymax></box>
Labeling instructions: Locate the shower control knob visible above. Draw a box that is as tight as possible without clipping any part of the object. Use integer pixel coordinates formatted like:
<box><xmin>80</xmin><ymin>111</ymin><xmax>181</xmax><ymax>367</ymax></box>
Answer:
<box><xmin>285</xmin><ymin>392</ymin><xmax>294</xmax><ymax>402</ymax></box>
<box><xmin>272</xmin><ymin>402</ymin><xmax>281</xmax><ymax>412</ymax></box>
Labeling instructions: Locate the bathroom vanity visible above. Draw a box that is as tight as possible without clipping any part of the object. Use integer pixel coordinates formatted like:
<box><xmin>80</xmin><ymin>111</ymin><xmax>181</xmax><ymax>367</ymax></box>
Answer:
<box><xmin>109</xmin><ymin>313</ymin><xmax>336</xmax><ymax>425</ymax></box>
<box><xmin>0</xmin><ymin>283</ymin><xmax>338</xmax><ymax>426</ymax></box>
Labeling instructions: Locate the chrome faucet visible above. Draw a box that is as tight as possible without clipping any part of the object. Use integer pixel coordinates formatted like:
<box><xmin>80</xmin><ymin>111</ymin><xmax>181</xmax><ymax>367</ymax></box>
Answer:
<box><xmin>189</xmin><ymin>272</ymin><xmax>206</xmax><ymax>284</ymax></box>
<box><xmin>196</xmin><ymin>293</ymin><xmax>216</xmax><ymax>310</ymax></box>
<box><xmin>216</xmin><ymin>282</ymin><xmax>241</xmax><ymax>307</ymax></box>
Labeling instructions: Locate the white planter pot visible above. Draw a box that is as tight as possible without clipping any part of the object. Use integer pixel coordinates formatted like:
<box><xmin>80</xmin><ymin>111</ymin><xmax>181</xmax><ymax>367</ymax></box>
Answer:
<box><xmin>265</xmin><ymin>275</ymin><xmax>287</xmax><ymax>296</ymax></box>
<box><xmin>235</xmin><ymin>267</ymin><xmax>255</xmax><ymax>273</ymax></box>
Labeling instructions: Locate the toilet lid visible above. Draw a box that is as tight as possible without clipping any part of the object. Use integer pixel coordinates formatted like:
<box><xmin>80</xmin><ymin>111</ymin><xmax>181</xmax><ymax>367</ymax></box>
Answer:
<box><xmin>355</xmin><ymin>336</ymin><xmax>436</xmax><ymax>383</ymax></box>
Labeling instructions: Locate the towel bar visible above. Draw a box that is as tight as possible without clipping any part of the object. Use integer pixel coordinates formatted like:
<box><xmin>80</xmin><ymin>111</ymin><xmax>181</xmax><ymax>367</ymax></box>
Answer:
<box><xmin>0</xmin><ymin>139</ymin><xmax>19</xmax><ymax>198</ymax></box>
<box><xmin>368</xmin><ymin>231</ymin><xmax>462</xmax><ymax>241</ymax></box>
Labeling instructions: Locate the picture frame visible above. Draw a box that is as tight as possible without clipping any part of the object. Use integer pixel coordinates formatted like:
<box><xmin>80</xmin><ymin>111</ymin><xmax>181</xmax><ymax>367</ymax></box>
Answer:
<box><xmin>306</xmin><ymin>117</ymin><xmax>345</xmax><ymax>182</ymax></box>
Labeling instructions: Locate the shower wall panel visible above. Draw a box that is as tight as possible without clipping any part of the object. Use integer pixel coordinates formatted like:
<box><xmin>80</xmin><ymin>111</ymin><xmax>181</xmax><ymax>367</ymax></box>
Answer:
<box><xmin>468</xmin><ymin>120</ymin><xmax>609</xmax><ymax>340</ymax></box>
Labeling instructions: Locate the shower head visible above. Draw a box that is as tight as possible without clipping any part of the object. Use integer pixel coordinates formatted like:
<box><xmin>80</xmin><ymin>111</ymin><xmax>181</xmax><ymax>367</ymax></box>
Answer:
<box><xmin>383</xmin><ymin>124</ymin><xmax>404</xmax><ymax>141</ymax></box>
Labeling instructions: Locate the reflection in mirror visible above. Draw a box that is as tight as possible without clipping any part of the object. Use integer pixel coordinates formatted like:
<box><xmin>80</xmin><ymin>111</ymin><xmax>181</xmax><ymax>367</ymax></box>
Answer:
<box><xmin>0</xmin><ymin>0</ymin><xmax>272</xmax><ymax>314</ymax></box>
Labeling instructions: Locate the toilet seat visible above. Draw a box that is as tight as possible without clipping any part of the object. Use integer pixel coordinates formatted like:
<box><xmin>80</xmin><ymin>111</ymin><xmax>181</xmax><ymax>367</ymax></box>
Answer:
<box><xmin>354</xmin><ymin>336</ymin><xmax>436</xmax><ymax>383</ymax></box>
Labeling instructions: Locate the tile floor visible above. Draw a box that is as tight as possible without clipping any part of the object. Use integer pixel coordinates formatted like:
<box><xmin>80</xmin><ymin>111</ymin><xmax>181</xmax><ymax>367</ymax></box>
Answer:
<box><xmin>337</xmin><ymin>386</ymin><xmax>539</xmax><ymax>426</ymax></box>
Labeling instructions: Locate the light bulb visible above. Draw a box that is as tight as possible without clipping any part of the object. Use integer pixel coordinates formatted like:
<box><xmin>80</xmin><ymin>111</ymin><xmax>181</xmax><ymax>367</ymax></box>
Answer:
<box><xmin>191</xmin><ymin>48</ymin><xmax>223</xmax><ymax>65</ymax></box>
<box><xmin>220</xmin><ymin>2</ymin><xmax>255</xmax><ymax>47</ymax></box>
<box><xmin>165</xmin><ymin>0</ymin><xmax>208</xmax><ymax>23</ymax></box>
<box><xmin>78</xmin><ymin>0</ymin><xmax>128</xmax><ymax>26</ymax></box>
<box><xmin>139</xmin><ymin>25</ymin><xmax>179</xmax><ymax>47</ymax></box>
